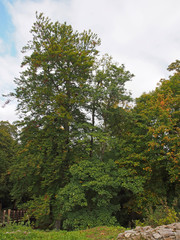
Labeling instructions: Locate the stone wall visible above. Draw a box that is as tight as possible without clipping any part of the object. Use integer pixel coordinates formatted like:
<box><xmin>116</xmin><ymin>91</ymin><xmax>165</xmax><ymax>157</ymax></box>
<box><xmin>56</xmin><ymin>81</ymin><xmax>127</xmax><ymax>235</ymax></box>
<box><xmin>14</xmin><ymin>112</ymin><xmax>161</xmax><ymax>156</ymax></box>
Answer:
<box><xmin>117</xmin><ymin>222</ymin><xmax>180</xmax><ymax>240</ymax></box>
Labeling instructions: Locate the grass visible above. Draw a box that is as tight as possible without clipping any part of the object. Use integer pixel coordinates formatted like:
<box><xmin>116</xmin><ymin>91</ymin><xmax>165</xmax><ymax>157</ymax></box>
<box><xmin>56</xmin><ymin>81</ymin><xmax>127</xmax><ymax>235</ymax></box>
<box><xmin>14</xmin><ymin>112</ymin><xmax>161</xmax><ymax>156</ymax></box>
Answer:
<box><xmin>0</xmin><ymin>224</ymin><xmax>126</xmax><ymax>240</ymax></box>
<box><xmin>82</xmin><ymin>226</ymin><xmax>126</xmax><ymax>240</ymax></box>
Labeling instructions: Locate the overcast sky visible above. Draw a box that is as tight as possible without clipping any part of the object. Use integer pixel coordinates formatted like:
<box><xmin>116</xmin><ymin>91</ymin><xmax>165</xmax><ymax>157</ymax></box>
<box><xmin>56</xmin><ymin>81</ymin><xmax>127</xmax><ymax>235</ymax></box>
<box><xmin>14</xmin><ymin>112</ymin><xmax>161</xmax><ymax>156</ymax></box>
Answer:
<box><xmin>0</xmin><ymin>0</ymin><xmax>180</xmax><ymax>123</ymax></box>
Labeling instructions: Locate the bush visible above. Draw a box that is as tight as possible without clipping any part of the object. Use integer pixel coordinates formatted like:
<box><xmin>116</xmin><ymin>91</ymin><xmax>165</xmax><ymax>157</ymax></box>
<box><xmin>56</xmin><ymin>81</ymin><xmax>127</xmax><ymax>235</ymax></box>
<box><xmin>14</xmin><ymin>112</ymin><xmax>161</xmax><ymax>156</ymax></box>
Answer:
<box><xmin>135</xmin><ymin>200</ymin><xmax>179</xmax><ymax>227</ymax></box>
<box><xmin>21</xmin><ymin>194</ymin><xmax>52</xmax><ymax>229</ymax></box>
<box><xmin>62</xmin><ymin>208</ymin><xmax>117</xmax><ymax>230</ymax></box>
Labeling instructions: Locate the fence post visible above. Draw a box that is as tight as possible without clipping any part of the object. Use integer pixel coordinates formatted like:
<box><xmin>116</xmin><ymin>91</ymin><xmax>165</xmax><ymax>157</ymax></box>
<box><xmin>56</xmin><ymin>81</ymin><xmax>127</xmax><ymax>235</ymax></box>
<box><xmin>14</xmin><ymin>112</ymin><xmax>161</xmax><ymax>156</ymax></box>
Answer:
<box><xmin>0</xmin><ymin>209</ymin><xmax>26</xmax><ymax>224</ymax></box>
<box><xmin>3</xmin><ymin>210</ymin><xmax>6</xmax><ymax>224</ymax></box>
<box><xmin>7</xmin><ymin>209</ymin><xmax>11</xmax><ymax>224</ymax></box>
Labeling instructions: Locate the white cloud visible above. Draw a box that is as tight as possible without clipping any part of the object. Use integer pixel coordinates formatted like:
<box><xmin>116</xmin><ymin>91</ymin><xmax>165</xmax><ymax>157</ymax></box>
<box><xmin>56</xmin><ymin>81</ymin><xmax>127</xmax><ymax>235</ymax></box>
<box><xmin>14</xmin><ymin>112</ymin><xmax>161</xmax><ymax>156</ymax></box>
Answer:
<box><xmin>0</xmin><ymin>99</ymin><xmax>18</xmax><ymax>123</ymax></box>
<box><xmin>0</xmin><ymin>54</ymin><xmax>20</xmax><ymax>123</ymax></box>
<box><xmin>0</xmin><ymin>55</ymin><xmax>20</xmax><ymax>89</ymax></box>
<box><xmin>1</xmin><ymin>0</ymin><xmax>180</xmax><ymax>122</ymax></box>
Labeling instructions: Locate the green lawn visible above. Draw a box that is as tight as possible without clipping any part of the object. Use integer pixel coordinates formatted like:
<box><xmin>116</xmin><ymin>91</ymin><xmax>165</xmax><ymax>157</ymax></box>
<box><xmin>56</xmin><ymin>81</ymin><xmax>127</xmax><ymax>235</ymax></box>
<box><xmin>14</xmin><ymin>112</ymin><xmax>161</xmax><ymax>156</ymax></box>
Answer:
<box><xmin>0</xmin><ymin>225</ymin><xmax>126</xmax><ymax>240</ymax></box>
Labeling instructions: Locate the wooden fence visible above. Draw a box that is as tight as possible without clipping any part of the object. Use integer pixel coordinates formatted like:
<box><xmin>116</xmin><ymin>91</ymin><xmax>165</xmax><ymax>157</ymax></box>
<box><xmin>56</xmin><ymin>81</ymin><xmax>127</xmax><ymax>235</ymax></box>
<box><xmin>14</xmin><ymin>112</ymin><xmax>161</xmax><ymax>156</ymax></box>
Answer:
<box><xmin>0</xmin><ymin>209</ymin><xmax>26</xmax><ymax>225</ymax></box>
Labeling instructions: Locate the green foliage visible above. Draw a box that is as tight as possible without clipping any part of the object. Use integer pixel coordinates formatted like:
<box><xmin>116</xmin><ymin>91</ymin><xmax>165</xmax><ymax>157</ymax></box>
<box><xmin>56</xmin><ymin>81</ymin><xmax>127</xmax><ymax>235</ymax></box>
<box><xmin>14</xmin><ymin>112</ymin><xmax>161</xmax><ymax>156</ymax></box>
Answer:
<box><xmin>88</xmin><ymin>54</ymin><xmax>133</xmax><ymax>159</ymax></box>
<box><xmin>61</xmin><ymin>208</ymin><xmax>118</xmax><ymax>230</ymax></box>
<box><xmin>115</xmin><ymin>64</ymin><xmax>180</xmax><ymax>217</ymax></box>
<box><xmin>0</xmin><ymin>121</ymin><xmax>17</xmax><ymax>208</ymax></box>
<box><xmin>21</xmin><ymin>195</ymin><xmax>51</xmax><ymax>229</ymax></box>
<box><xmin>55</xmin><ymin>158</ymin><xmax>145</xmax><ymax>230</ymax></box>
<box><xmin>135</xmin><ymin>200</ymin><xmax>179</xmax><ymax>227</ymax></box>
<box><xmin>56</xmin><ymin>159</ymin><xmax>119</xmax><ymax>230</ymax></box>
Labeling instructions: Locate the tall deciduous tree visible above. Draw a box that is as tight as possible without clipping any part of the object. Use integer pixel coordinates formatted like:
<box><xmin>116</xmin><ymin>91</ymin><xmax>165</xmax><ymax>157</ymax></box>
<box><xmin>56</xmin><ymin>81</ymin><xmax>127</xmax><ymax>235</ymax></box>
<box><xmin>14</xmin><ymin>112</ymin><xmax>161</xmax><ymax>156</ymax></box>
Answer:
<box><xmin>10</xmin><ymin>12</ymin><xmax>100</xmax><ymax>227</ymax></box>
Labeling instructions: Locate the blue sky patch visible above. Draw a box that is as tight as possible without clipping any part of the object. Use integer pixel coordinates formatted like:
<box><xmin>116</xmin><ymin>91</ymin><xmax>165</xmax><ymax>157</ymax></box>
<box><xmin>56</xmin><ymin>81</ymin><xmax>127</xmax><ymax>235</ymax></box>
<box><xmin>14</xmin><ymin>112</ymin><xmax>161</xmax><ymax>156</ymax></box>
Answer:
<box><xmin>0</xmin><ymin>0</ymin><xmax>16</xmax><ymax>56</ymax></box>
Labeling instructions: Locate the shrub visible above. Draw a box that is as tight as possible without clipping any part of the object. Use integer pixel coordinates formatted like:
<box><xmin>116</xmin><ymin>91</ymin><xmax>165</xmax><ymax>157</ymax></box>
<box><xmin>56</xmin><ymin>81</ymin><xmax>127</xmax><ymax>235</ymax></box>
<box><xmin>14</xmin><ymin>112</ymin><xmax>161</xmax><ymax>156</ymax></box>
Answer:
<box><xmin>135</xmin><ymin>200</ymin><xmax>179</xmax><ymax>227</ymax></box>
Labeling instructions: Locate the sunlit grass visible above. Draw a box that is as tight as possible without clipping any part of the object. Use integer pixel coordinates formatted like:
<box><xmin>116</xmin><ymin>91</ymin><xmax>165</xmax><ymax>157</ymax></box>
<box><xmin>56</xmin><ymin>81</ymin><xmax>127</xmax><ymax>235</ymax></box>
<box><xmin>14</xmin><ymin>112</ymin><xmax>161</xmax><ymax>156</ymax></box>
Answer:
<box><xmin>0</xmin><ymin>224</ymin><xmax>88</xmax><ymax>240</ymax></box>
<box><xmin>0</xmin><ymin>224</ymin><xmax>126</xmax><ymax>239</ymax></box>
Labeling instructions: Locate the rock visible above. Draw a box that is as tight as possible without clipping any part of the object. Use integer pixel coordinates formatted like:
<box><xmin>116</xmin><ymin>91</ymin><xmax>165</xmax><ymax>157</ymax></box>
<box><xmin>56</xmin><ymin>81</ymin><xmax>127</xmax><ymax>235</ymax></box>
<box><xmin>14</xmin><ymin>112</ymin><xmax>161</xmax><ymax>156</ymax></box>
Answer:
<box><xmin>164</xmin><ymin>238</ymin><xmax>176</xmax><ymax>240</ymax></box>
<box><xmin>124</xmin><ymin>232</ymin><xmax>133</xmax><ymax>238</ymax></box>
<box><xmin>175</xmin><ymin>223</ymin><xmax>180</xmax><ymax>230</ymax></box>
<box><xmin>117</xmin><ymin>222</ymin><xmax>180</xmax><ymax>240</ymax></box>
<box><xmin>158</xmin><ymin>229</ymin><xmax>175</xmax><ymax>237</ymax></box>
<box><xmin>152</xmin><ymin>232</ymin><xmax>162</xmax><ymax>239</ymax></box>
<box><xmin>175</xmin><ymin>230</ymin><xmax>180</xmax><ymax>238</ymax></box>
